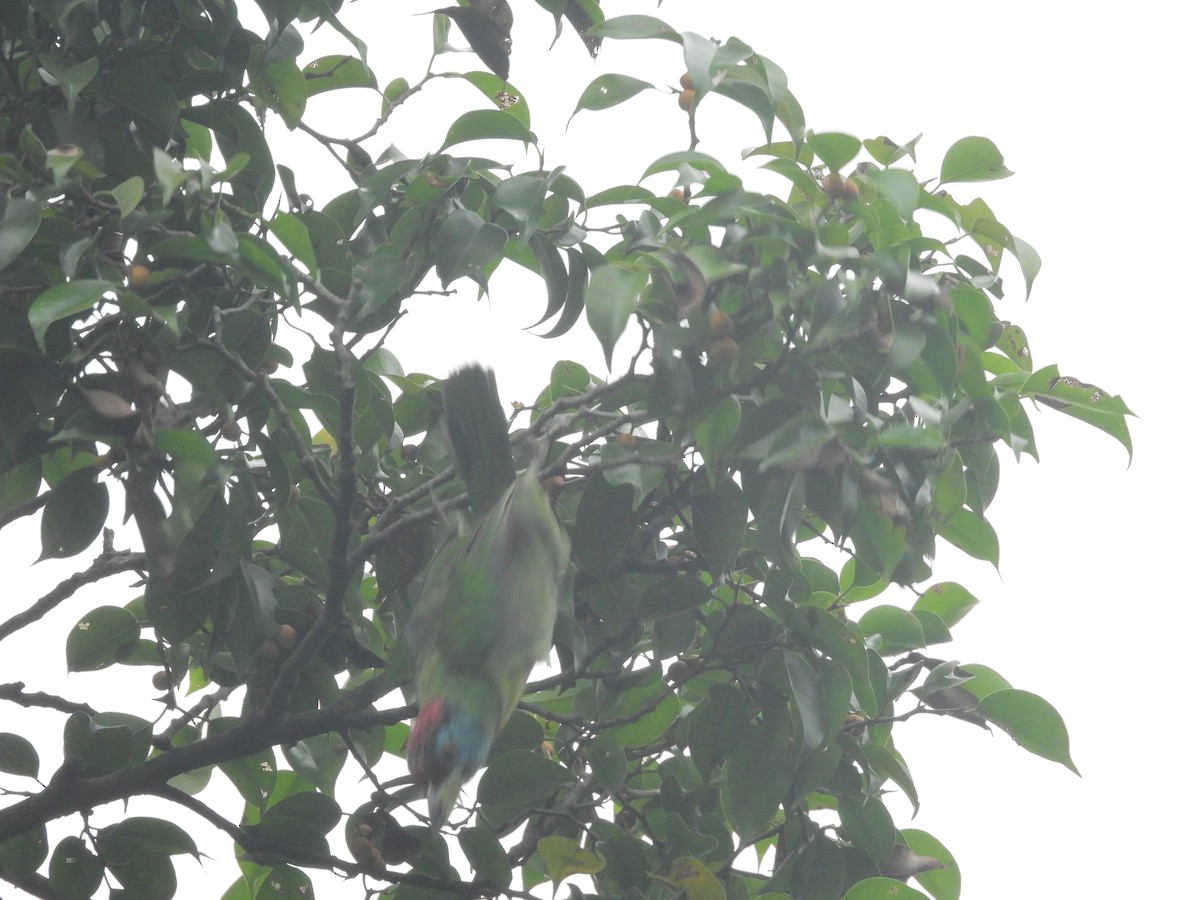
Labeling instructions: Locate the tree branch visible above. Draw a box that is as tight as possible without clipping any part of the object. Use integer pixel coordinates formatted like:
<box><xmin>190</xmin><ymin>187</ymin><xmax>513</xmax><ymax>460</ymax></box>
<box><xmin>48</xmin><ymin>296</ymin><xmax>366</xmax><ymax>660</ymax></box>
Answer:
<box><xmin>0</xmin><ymin>547</ymin><xmax>145</xmax><ymax>643</ymax></box>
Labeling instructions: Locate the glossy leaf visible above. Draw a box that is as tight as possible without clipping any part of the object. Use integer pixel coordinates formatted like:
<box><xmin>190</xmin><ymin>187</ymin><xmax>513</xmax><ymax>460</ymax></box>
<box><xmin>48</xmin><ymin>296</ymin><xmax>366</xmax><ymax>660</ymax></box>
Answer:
<box><xmin>0</xmin><ymin>733</ymin><xmax>38</xmax><ymax>777</ymax></box>
<box><xmin>939</xmin><ymin>136</ymin><xmax>1014</xmax><ymax>184</ymax></box>
<box><xmin>66</xmin><ymin>606</ymin><xmax>139</xmax><ymax>672</ymax></box>
<box><xmin>977</xmin><ymin>689</ymin><xmax>1079</xmax><ymax>774</ymax></box>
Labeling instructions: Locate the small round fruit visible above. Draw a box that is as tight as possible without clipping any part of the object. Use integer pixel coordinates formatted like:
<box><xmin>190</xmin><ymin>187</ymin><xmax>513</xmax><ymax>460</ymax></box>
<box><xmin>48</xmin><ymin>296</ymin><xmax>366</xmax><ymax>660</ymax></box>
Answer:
<box><xmin>679</xmin><ymin>72</ymin><xmax>694</xmax><ymax>90</ymax></box>
<box><xmin>129</xmin><ymin>264</ymin><xmax>152</xmax><ymax>288</ymax></box>
<box><xmin>276</xmin><ymin>623</ymin><xmax>298</xmax><ymax>651</ymax></box>
<box><xmin>668</xmin><ymin>188</ymin><xmax>686</xmax><ymax>202</ymax></box>
<box><xmin>152</xmin><ymin>670</ymin><xmax>171</xmax><ymax>690</ymax></box>
<box><xmin>677</xmin><ymin>88</ymin><xmax>696</xmax><ymax>111</ymax></box>
<box><xmin>706</xmin><ymin>308</ymin><xmax>733</xmax><ymax>341</ymax></box>
<box><xmin>707</xmin><ymin>337</ymin><xmax>739</xmax><ymax>370</ymax></box>
<box><xmin>666</xmin><ymin>660</ymin><xmax>690</xmax><ymax>684</ymax></box>
<box><xmin>256</xmin><ymin>639</ymin><xmax>282</xmax><ymax>663</ymax></box>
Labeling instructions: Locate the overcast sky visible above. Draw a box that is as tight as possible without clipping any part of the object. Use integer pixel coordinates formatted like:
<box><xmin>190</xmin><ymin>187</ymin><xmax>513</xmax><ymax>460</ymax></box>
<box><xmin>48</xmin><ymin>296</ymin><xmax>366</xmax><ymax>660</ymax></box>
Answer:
<box><xmin>6</xmin><ymin>1</ymin><xmax>1197</xmax><ymax>897</ymax></box>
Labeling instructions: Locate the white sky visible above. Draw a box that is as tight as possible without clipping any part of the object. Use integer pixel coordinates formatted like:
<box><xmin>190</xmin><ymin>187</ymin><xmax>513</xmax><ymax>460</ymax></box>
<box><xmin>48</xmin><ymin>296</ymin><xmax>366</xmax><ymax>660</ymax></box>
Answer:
<box><xmin>5</xmin><ymin>1</ymin><xmax>1197</xmax><ymax>897</ymax></box>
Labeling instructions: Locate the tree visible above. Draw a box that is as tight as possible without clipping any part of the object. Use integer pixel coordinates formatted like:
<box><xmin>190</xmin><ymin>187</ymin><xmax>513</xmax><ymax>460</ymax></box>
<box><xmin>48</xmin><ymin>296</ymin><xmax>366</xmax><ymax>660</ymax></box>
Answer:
<box><xmin>0</xmin><ymin>1</ymin><xmax>1134</xmax><ymax>898</ymax></box>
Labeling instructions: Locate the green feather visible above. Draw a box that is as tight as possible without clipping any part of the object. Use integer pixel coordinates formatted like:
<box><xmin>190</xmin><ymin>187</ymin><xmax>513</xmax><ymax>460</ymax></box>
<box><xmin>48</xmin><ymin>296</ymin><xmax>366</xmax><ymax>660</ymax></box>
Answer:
<box><xmin>441</xmin><ymin>364</ymin><xmax>517</xmax><ymax>513</ymax></box>
<box><xmin>405</xmin><ymin>365</ymin><xmax>570</xmax><ymax>823</ymax></box>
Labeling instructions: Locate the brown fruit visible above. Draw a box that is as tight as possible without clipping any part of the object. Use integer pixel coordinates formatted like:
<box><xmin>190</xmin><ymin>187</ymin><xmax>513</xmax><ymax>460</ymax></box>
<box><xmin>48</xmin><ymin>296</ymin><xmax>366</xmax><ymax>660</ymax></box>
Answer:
<box><xmin>348</xmin><ymin>832</ymin><xmax>384</xmax><ymax>872</ymax></box>
<box><xmin>666</xmin><ymin>660</ymin><xmax>690</xmax><ymax>684</ymax></box>
<box><xmin>821</xmin><ymin>171</ymin><xmax>859</xmax><ymax>201</ymax></box>
<box><xmin>256</xmin><ymin>639</ymin><xmax>282</xmax><ymax>663</ymax></box>
<box><xmin>677</xmin><ymin>88</ymin><xmax>695</xmax><ymax>111</ymax></box>
<box><xmin>129</xmin><ymin>264</ymin><xmax>152</xmax><ymax>288</ymax></box>
<box><xmin>219</xmin><ymin>418</ymin><xmax>241</xmax><ymax>441</ymax></box>
<box><xmin>276</xmin><ymin>623</ymin><xmax>298</xmax><ymax>651</ymax></box>
<box><xmin>668</xmin><ymin>188</ymin><xmax>686</xmax><ymax>202</ymax></box>
<box><xmin>707</xmin><ymin>337</ymin><xmax>739</xmax><ymax>370</ymax></box>
<box><xmin>679</xmin><ymin>72</ymin><xmax>694</xmax><ymax>90</ymax></box>
<box><xmin>613</xmin><ymin>433</ymin><xmax>637</xmax><ymax>447</ymax></box>
<box><xmin>706</xmin><ymin>308</ymin><xmax>733</xmax><ymax>341</ymax></box>
<box><xmin>152</xmin><ymin>670</ymin><xmax>171</xmax><ymax>691</ymax></box>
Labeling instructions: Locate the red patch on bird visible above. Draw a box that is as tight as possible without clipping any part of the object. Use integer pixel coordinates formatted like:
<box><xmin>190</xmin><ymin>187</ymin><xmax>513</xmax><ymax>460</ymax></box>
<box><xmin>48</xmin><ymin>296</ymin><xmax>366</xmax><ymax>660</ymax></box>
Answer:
<box><xmin>409</xmin><ymin>699</ymin><xmax>454</xmax><ymax>786</ymax></box>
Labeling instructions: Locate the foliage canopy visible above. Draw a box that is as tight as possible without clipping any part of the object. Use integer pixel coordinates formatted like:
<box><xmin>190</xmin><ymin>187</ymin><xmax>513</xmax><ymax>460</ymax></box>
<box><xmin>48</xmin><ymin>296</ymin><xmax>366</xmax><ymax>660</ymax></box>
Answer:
<box><xmin>0</xmin><ymin>1</ymin><xmax>1132</xmax><ymax>898</ymax></box>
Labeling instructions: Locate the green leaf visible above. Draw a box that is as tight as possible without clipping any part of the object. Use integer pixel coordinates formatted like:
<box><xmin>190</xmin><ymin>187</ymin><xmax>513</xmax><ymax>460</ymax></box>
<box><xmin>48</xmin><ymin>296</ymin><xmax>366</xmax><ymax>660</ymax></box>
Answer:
<box><xmin>977</xmin><ymin>688</ymin><xmax>1079</xmax><ymax>774</ymax></box>
<box><xmin>937</xmin><ymin>507</ymin><xmax>999</xmax><ymax>566</ymax></box>
<box><xmin>0</xmin><ymin>196</ymin><xmax>41</xmax><ymax>272</ymax></box>
<box><xmin>441</xmin><ymin>109</ymin><xmax>536</xmax><ymax>150</ymax></box>
<box><xmin>587</xmin><ymin>15</ymin><xmax>680</xmax><ymax>41</ymax></box>
<box><xmin>600</xmin><ymin>673</ymin><xmax>680</xmax><ymax>748</ymax></box>
<box><xmin>251</xmin><ymin>59</ymin><xmax>307</xmax><ymax>129</ymax></box>
<box><xmin>939</xmin><ymin>136</ymin><xmax>1014</xmax><ymax>184</ymax></box>
<box><xmin>28</xmin><ymin>279</ymin><xmax>113</xmax><ymax>351</ymax></box>
<box><xmin>254</xmin><ymin>866</ymin><xmax>313</xmax><ymax>899</ymax></box>
<box><xmin>691</xmin><ymin>479</ymin><xmax>747</xmax><ymax>574</ymax></box>
<box><xmin>215</xmin><ymin>730</ymin><xmax>277</xmax><ymax>811</ymax></box>
<box><xmin>861</xmin><ymin>743</ymin><xmax>919</xmax><ymax>814</ymax></box>
<box><xmin>461</xmin><ymin>827</ymin><xmax>513</xmax><ymax>887</ymax></box>
<box><xmin>435</xmin><ymin>207</ymin><xmax>509</xmax><ymax>285</ymax></box>
<box><xmin>66</xmin><ymin>605</ymin><xmax>139</xmax><ymax>672</ymax></box>
<box><xmin>478</xmin><ymin>750</ymin><xmax>575</xmax><ymax>805</ymax></box>
<box><xmin>686</xmin><ymin>683</ymin><xmax>749</xmax><ymax>779</ymax></box>
<box><xmin>585</xmin><ymin>264</ymin><xmax>644</xmax><ymax>369</ymax></box>
<box><xmin>900</xmin><ymin>829</ymin><xmax>960</xmax><ymax>900</ymax></box>
<box><xmin>912</xmin><ymin>582</ymin><xmax>979</xmax><ymax>627</ymax></box>
<box><xmin>301</xmin><ymin>54</ymin><xmax>376</xmax><ymax>95</ymax></box>
<box><xmin>49</xmin><ymin>836</ymin><xmax>104</xmax><ymax>900</ymax></box>
<box><xmin>858</xmin><ymin>605</ymin><xmax>926</xmax><ymax>655</ymax></box>
<box><xmin>62</xmin><ymin>712</ymin><xmax>152</xmax><ymax>777</ymax></box>
<box><xmin>268</xmin><ymin>212</ymin><xmax>318</xmax><ymax>273</ymax></box>
<box><xmin>538</xmin><ymin>835</ymin><xmax>605</xmax><ymax>885</ymax></box>
<box><xmin>1012</xmin><ymin>234</ymin><xmax>1042</xmax><ymax>298</ymax></box>
<box><xmin>808</xmin><ymin>132</ymin><xmax>861</xmax><ymax>171</ymax></box>
<box><xmin>279</xmin><ymin>497</ymin><xmax>334</xmax><ymax>586</ymax></box>
<box><xmin>97</xmin><ymin>817</ymin><xmax>200</xmax><ymax>860</ymax></box>
<box><xmin>695</xmin><ymin>395</ymin><xmax>742</xmax><ymax>470</ymax></box>
<box><xmin>838</xmin><ymin>795</ymin><xmax>896</xmax><ymax>864</ymax></box>
<box><xmin>572</xmin><ymin>467</ymin><xmax>637</xmax><ymax>577</ymax></box>
<box><xmin>0</xmin><ymin>732</ymin><xmax>39</xmax><ymax>777</ymax></box>
<box><xmin>1021</xmin><ymin>365</ymin><xmax>1134</xmax><ymax>460</ymax></box>
<box><xmin>571</xmin><ymin>74</ymin><xmax>656</xmax><ymax>119</ymax></box>
<box><xmin>263</xmin><ymin>791</ymin><xmax>342</xmax><ymax>835</ymax></box>
<box><xmin>0</xmin><ymin>824</ymin><xmax>48</xmax><ymax>881</ymax></box>
<box><xmin>843</xmin><ymin>877</ymin><xmax>929</xmax><ymax>900</ymax></box>
<box><xmin>728</xmin><ymin>721</ymin><xmax>792</xmax><ymax>838</ymax></box>
<box><xmin>282</xmin><ymin>733</ymin><xmax>347</xmax><ymax>795</ymax></box>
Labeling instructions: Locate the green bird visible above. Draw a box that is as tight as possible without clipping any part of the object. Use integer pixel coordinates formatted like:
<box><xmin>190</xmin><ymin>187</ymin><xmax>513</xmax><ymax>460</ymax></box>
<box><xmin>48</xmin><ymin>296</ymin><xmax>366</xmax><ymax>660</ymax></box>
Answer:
<box><xmin>406</xmin><ymin>365</ymin><xmax>569</xmax><ymax>827</ymax></box>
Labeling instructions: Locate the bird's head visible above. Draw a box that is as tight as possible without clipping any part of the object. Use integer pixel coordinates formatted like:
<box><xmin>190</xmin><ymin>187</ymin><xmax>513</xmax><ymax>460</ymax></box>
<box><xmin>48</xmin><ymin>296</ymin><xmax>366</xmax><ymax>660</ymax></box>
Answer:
<box><xmin>408</xmin><ymin>697</ymin><xmax>494</xmax><ymax>827</ymax></box>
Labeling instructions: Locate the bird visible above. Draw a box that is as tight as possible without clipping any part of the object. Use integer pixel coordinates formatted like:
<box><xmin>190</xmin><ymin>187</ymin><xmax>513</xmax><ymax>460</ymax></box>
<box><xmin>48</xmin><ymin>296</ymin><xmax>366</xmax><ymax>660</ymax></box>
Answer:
<box><xmin>405</xmin><ymin>364</ymin><xmax>569</xmax><ymax>827</ymax></box>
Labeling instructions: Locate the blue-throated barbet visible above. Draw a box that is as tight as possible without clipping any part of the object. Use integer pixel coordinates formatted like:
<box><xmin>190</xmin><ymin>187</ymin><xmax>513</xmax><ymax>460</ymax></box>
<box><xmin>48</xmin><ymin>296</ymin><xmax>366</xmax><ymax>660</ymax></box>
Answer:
<box><xmin>406</xmin><ymin>365</ymin><xmax>569</xmax><ymax>826</ymax></box>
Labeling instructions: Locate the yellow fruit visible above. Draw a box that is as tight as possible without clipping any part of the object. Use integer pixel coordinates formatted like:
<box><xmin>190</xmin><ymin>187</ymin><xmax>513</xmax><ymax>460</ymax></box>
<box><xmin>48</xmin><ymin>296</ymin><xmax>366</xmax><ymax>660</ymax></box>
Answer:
<box><xmin>677</xmin><ymin>88</ymin><xmax>695</xmax><ymax>111</ymax></box>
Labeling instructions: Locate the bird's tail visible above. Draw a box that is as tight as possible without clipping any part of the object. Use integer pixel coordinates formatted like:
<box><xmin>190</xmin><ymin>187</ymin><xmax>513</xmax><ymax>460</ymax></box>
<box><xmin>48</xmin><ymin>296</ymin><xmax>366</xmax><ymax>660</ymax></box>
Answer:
<box><xmin>442</xmin><ymin>364</ymin><xmax>517</xmax><ymax>513</ymax></box>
